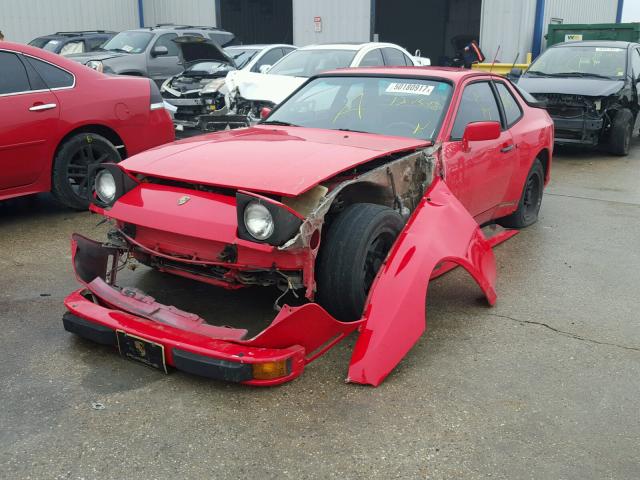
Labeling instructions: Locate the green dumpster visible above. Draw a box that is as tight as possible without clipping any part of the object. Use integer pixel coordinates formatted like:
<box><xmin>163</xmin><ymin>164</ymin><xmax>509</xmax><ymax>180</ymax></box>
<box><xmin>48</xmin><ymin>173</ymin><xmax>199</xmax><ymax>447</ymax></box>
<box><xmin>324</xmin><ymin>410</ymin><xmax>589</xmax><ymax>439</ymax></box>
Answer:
<box><xmin>546</xmin><ymin>23</ymin><xmax>640</xmax><ymax>48</ymax></box>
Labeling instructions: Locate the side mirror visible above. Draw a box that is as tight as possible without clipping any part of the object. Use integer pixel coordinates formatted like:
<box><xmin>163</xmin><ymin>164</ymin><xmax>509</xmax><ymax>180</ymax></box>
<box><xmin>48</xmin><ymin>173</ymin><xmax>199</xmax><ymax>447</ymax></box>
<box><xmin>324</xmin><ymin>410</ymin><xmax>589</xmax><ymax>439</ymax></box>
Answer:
<box><xmin>462</xmin><ymin>121</ymin><xmax>500</xmax><ymax>150</ymax></box>
<box><xmin>260</xmin><ymin>107</ymin><xmax>272</xmax><ymax>120</ymax></box>
<box><xmin>151</xmin><ymin>45</ymin><xmax>169</xmax><ymax>57</ymax></box>
<box><xmin>510</xmin><ymin>67</ymin><xmax>523</xmax><ymax>78</ymax></box>
<box><xmin>259</xmin><ymin>64</ymin><xmax>272</xmax><ymax>74</ymax></box>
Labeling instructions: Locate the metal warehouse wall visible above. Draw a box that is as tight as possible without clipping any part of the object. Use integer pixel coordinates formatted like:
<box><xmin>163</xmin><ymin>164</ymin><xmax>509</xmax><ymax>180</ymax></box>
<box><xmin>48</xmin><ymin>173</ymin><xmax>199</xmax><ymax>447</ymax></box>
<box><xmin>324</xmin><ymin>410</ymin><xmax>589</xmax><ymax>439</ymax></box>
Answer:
<box><xmin>480</xmin><ymin>0</ymin><xmax>619</xmax><ymax>64</ymax></box>
<box><xmin>141</xmin><ymin>0</ymin><xmax>217</xmax><ymax>27</ymax></box>
<box><xmin>480</xmin><ymin>0</ymin><xmax>537</xmax><ymax>64</ymax></box>
<box><xmin>1</xmin><ymin>0</ymin><xmax>139</xmax><ymax>44</ymax></box>
<box><xmin>292</xmin><ymin>0</ymin><xmax>371</xmax><ymax>46</ymax></box>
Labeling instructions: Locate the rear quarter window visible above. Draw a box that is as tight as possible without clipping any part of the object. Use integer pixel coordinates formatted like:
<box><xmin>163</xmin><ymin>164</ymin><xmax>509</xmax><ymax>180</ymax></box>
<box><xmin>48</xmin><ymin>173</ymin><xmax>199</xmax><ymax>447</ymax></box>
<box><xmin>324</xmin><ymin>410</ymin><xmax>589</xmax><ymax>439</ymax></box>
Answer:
<box><xmin>25</xmin><ymin>57</ymin><xmax>74</xmax><ymax>89</ymax></box>
<box><xmin>495</xmin><ymin>82</ymin><xmax>523</xmax><ymax>127</ymax></box>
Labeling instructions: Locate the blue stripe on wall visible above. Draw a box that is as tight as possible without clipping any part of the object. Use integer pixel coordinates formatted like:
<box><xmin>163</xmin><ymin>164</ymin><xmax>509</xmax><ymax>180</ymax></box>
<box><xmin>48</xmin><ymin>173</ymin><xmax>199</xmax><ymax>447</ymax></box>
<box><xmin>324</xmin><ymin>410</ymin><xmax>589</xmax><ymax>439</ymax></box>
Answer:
<box><xmin>616</xmin><ymin>0</ymin><xmax>625</xmax><ymax>23</ymax></box>
<box><xmin>532</xmin><ymin>0</ymin><xmax>546</xmax><ymax>58</ymax></box>
<box><xmin>137</xmin><ymin>0</ymin><xmax>145</xmax><ymax>27</ymax></box>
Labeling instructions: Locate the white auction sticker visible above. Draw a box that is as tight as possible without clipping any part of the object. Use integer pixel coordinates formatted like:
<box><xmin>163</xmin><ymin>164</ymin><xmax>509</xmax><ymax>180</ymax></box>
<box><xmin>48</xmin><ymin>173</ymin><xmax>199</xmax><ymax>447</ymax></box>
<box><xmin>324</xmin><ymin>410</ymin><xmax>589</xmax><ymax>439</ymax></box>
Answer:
<box><xmin>385</xmin><ymin>82</ymin><xmax>434</xmax><ymax>96</ymax></box>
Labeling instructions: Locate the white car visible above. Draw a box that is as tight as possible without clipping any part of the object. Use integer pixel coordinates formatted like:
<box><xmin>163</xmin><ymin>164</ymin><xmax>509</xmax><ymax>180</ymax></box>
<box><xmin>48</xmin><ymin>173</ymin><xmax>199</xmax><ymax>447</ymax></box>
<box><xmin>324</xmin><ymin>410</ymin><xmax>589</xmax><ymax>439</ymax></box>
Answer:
<box><xmin>161</xmin><ymin>42</ymin><xmax>296</xmax><ymax>132</ymax></box>
<box><xmin>224</xmin><ymin>42</ymin><xmax>421</xmax><ymax>122</ymax></box>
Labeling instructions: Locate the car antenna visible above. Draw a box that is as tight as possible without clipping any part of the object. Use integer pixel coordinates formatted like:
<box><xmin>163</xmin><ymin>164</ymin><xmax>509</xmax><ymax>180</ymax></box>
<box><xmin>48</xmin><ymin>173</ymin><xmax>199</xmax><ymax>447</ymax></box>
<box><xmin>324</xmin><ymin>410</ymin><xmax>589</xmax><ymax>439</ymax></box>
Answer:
<box><xmin>489</xmin><ymin>45</ymin><xmax>501</xmax><ymax>73</ymax></box>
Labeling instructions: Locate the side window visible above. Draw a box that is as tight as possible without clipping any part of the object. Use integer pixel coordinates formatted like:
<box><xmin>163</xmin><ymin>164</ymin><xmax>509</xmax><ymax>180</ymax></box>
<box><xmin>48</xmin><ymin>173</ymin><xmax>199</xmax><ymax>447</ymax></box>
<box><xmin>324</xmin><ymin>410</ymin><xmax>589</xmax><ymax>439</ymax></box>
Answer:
<box><xmin>252</xmin><ymin>48</ymin><xmax>284</xmax><ymax>72</ymax></box>
<box><xmin>401</xmin><ymin>52</ymin><xmax>414</xmax><ymax>66</ymax></box>
<box><xmin>60</xmin><ymin>40</ymin><xmax>85</xmax><ymax>55</ymax></box>
<box><xmin>282</xmin><ymin>47</ymin><xmax>296</xmax><ymax>56</ymax></box>
<box><xmin>153</xmin><ymin>33</ymin><xmax>179</xmax><ymax>56</ymax></box>
<box><xmin>632</xmin><ymin>48</ymin><xmax>640</xmax><ymax>80</ymax></box>
<box><xmin>383</xmin><ymin>47</ymin><xmax>409</xmax><ymax>66</ymax></box>
<box><xmin>87</xmin><ymin>36</ymin><xmax>108</xmax><ymax>51</ymax></box>
<box><xmin>450</xmin><ymin>82</ymin><xmax>501</xmax><ymax>140</ymax></box>
<box><xmin>0</xmin><ymin>52</ymin><xmax>31</xmax><ymax>94</ymax></box>
<box><xmin>495</xmin><ymin>82</ymin><xmax>523</xmax><ymax>127</ymax></box>
<box><xmin>25</xmin><ymin>57</ymin><xmax>74</xmax><ymax>89</ymax></box>
<box><xmin>359</xmin><ymin>48</ymin><xmax>384</xmax><ymax>67</ymax></box>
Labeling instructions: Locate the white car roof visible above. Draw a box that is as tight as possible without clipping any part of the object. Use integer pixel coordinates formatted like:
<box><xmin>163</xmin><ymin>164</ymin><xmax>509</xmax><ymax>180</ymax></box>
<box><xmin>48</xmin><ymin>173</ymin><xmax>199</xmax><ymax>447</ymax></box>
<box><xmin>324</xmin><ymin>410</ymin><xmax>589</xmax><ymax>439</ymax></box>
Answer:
<box><xmin>299</xmin><ymin>42</ymin><xmax>406</xmax><ymax>52</ymax></box>
<box><xmin>226</xmin><ymin>44</ymin><xmax>295</xmax><ymax>50</ymax></box>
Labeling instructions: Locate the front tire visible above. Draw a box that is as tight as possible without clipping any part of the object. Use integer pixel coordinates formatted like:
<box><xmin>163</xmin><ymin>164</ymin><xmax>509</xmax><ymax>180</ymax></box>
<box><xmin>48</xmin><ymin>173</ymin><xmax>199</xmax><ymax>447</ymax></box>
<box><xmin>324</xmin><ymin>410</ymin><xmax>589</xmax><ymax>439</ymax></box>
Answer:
<box><xmin>608</xmin><ymin>108</ymin><xmax>634</xmax><ymax>156</ymax></box>
<box><xmin>51</xmin><ymin>133</ymin><xmax>120</xmax><ymax>210</ymax></box>
<box><xmin>498</xmin><ymin>158</ymin><xmax>544</xmax><ymax>229</ymax></box>
<box><xmin>316</xmin><ymin>203</ymin><xmax>404</xmax><ymax>321</ymax></box>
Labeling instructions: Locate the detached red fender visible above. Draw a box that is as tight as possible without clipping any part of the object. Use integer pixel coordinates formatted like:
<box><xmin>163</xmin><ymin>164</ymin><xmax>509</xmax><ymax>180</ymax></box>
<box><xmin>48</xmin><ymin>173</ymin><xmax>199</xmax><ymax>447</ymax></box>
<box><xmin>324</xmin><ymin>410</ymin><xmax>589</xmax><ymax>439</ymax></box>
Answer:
<box><xmin>348</xmin><ymin>177</ymin><xmax>498</xmax><ymax>386</ymax></box>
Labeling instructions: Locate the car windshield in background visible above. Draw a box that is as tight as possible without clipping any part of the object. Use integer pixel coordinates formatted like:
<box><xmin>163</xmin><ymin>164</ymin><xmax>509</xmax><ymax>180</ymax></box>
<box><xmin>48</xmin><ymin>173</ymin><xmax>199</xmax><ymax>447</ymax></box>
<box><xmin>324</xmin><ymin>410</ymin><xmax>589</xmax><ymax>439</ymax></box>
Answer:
<box><xmin>527</xmin><ymin>46</ymin><xmax>627</xmax><ymax>79</ymax></box>
<box><xmin>42</xmin><ymin>40</ymin><xmax>63</xmax><ymax>52</ymax></box>
<box><xmin>101</xmin><ymin>31</ymin><xmax>153</xmax><ymax>54</ymax></box>
<box><xmin>28</xmin><ymin>38</ymin><xmax>51</xmax><ymax>48</ymax></box>
<box><xmin>264</xmin><ymin>76</ymin><xmax>452</xmax><ymax>140</ymax></box>
<box><xmin>224</xmin><ymin>47</ymin><xmax>260</xmax><ymax>69</ymax></box>
<box><xmin>268</xmin><ymin>49</ymin><xmax>357</xmax><ymax>77</ymax></box>
<box><xmin>185</xmin><ymin>61</ymin><xmax>234</xmax><ymax>76</ymax></box>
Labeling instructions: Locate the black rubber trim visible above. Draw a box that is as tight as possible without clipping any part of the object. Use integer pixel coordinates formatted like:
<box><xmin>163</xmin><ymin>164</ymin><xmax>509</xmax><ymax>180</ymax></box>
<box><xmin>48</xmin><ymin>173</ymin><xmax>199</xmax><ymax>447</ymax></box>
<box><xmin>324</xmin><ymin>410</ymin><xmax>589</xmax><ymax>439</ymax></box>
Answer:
<box><xmin>236</xmin><ymin>192</ymin><xmax>302</xmax><ymax>247</ymax></box>
<box><xmin>172</xmin><ymin>348</ymin><xmax>253</xmax><ymax>382</ymax></box>
<box><xmin>62</xmin><ymin>312</ymin><xmax>117</xmax><ymax>346</ymax></box>
<box><xmin>89</xmin><ymin>163</ymin><xmax>138</xmax><ymax>209</ymax></box>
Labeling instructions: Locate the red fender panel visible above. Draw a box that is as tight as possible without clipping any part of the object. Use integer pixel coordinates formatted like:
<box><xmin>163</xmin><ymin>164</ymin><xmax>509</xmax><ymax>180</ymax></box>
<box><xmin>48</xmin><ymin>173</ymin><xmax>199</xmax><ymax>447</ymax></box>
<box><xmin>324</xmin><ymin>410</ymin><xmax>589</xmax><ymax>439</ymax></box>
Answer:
<box><xmin>347</xmin><ymin>177</ymin><xmax>497</xmax><ymax>386</ymax></box>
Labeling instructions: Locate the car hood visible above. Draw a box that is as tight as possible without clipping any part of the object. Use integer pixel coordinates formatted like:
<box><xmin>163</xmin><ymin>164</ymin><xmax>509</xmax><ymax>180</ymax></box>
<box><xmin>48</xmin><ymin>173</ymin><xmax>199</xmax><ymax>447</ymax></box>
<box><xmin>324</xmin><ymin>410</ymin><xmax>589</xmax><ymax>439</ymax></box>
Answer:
<box><xmin>174</xmin><ymin>35</ymin><xmax>236</xmax><ymax>69</ymax></box>
<box><xmin>66</xmin><ymin>51</ymin><xmax>127</xmax><ymax>63</ymax></box>
<box><xmin>225</xmin><ymin>70</ymin><xmax>307</xmax><ymax>104</ymax></box>
<box><xmin>121</xmin><ymin>126</ymin><xmax>429</xmax><ymax>197</ymax></box>
<box><xmin>518</xmin><ymin>76</ymin><xmax>624</xmax><ymax>97</ymax></box>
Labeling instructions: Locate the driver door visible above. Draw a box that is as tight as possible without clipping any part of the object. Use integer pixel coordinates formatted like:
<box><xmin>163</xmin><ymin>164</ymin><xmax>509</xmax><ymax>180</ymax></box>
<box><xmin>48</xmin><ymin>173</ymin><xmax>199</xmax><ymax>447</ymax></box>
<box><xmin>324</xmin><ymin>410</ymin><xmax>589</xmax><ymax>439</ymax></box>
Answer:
<box><xmin>146</xmin><ymin>33</ymin><xmax>181</xmax><ymax>84</ymax></box>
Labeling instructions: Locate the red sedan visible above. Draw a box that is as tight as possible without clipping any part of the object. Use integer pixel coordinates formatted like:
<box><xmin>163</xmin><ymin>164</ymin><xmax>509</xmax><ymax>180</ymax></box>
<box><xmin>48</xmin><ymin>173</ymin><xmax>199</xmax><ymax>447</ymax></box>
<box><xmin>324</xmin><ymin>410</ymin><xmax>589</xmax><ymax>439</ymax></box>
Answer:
<box><xmin>0</xmin><ymin>42</ymin><xmax>174</xmax><ymax>209</ymax></box>
<box><xmin>63</xmin><ymin>67</ymin><xmax>553</xmax><ymax>386</ymax></box>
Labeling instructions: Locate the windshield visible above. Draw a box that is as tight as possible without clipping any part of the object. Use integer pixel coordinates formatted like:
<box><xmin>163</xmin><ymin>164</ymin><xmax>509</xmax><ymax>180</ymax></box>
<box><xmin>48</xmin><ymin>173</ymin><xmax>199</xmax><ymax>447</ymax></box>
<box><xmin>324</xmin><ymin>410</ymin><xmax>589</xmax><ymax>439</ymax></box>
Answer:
<box><xmin>224</xmin><ymin>47</ymin><xmax>260</xmax><ymax>69</ymax></box>
<box><xmin>29</xmin><ymin>38</ymin><xmax>52</xmax><ymax>48</ymax></box>
<box><xmin>42</xmin><ymin>40</ymin><xmax>62</xmax><ymax>52</ymax></box>
<box><xmin>268</xmin><ymin>49</ymin><xmax>357</xmax><ymax>77</ymax></box>
<box><xmin>185</xmin><ymin>61</ymin><xmax>235</xmax><ymax>75</ymax></box>
<box><xmin>527</xmin><ymin>46</ymin><xmax>627</xmax><ymax>79</ymax></box>
<box><xmin>264</xmin><ymin>76</ymin><xmax>453</xmax><ymax>141</ymax></box>
<box><xmin>101</xmin><ymin>31</ymin><xmax>153</xmax><ymax>54</ymax></box>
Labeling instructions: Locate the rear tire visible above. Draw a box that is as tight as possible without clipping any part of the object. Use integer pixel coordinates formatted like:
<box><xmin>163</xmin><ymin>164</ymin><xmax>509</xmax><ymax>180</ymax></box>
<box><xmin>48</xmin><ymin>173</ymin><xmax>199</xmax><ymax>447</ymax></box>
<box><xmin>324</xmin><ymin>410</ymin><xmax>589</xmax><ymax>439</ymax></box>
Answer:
<box><xmin>497</xmin><ymin>158</ymin><xmax>544</xmax><ymax>229</ymax></box>
<box><xmin>608</xmin><ymin>109</ymin><xmax>633</xmax><ymax>156</ymax></box>
<box><xmin>316</xmin><ymin>203</ymin><xmax>404</xmax><ymax>321</ymax></box>
<box><xmin>51</xmin><ymin>133</ymin><xmax>120</xmax><ymax>210</ymax></box>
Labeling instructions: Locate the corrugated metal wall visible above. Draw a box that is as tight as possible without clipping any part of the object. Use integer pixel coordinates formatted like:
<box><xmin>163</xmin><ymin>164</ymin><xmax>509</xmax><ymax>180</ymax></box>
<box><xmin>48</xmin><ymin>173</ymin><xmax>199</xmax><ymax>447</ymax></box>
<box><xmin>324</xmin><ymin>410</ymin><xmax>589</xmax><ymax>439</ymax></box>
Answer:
<box><xmin>480</xmin><ymin>0</ymin><xmax>619</xmax><ymax>63</ymax></box>
<box><xmin>1</xmin><ymin>0</ymin><xmax>139</xmax><ymax>44</ymax></box>
<box><xmin>480</xmin><ymin>0</ymin><xmax>537</xmax><ymax>64</ymax></box>
<box><xmin>292</xmin><ymin>0</ymin><xmax>370</xmax><ymax>46</ymax></box>
<box><xmin>544</xmin><ymin>0</ymin><xmax>618</xmax><ymax>28</ymax></box>
<box><xmin>142</xmin><ymin>0</ymin><xmax>217</xmax><ymax>28</ymax></box>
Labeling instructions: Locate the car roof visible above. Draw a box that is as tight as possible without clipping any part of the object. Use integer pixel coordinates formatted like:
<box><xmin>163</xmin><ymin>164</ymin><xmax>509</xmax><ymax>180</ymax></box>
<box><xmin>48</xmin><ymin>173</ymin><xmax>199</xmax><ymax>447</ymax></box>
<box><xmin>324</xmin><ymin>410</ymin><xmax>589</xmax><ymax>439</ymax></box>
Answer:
<box><xmin>553</xmin><ymin>40</ymin><xmax>637</xmax><ymax>48</ymax></box>
<box><xmin>299</xmin><ymin>42</ymin><xmax>407</xmax><ymax>51</ymax></box>
<box><xmin>128</xmin><ymin>25</ymin><xmax>231</xmax><ymax>34</ymax></box>
<box><xmin>316</xmin><ymin>65</ymin><xmax>499</xmax><ymax>82</ymax></box>
<box><xmin>34</xmin><ymin>31</ymin><xmax>114</xmax><ymax>40</ymax></box>
<box><xmin>225</xmin><ymin>44</ymin><xmax>295</xmax><ymax>49</ymax></box>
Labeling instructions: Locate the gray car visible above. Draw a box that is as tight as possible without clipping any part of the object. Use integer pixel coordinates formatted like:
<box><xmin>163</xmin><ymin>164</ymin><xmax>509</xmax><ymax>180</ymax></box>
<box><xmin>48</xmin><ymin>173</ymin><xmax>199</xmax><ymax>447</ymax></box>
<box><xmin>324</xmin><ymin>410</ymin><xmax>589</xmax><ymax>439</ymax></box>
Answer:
<box><xmin>67</xmin><ymin>24</ymin><xmax>234</xmax><ymax>84</ymax></box>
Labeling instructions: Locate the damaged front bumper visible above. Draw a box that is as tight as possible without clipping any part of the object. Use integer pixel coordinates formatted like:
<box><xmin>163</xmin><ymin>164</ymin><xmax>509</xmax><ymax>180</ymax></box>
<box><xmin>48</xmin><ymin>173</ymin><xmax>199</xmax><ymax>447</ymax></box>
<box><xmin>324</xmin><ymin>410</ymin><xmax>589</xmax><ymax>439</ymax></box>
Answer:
<box><xmin>63</xmin><ymin>234</ymin><xmax>360</xmax><ymax>386</ymax></box>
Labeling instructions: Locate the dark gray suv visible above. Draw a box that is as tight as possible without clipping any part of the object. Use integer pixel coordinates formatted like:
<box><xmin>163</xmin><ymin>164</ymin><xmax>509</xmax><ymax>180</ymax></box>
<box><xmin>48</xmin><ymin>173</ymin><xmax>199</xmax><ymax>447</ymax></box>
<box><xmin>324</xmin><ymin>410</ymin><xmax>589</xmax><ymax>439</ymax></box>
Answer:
<box><xmin>67</xmin><ymin>25</ymin><xmax>234</xmax><ymax>84</ymax></box>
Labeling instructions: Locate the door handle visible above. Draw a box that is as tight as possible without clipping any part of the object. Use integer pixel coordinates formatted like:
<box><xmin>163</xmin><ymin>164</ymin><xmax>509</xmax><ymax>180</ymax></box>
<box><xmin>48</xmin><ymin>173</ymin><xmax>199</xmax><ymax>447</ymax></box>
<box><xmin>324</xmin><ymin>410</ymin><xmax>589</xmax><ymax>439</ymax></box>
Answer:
<box><xmin>29</xmin><ymin>103</ymin><xmax>57</xmax><ymax>112</ymax></box>
<box><xmin>500</xmin><ymin>143</ymin><xmax>515</xmax><ymax>153</ymax></box>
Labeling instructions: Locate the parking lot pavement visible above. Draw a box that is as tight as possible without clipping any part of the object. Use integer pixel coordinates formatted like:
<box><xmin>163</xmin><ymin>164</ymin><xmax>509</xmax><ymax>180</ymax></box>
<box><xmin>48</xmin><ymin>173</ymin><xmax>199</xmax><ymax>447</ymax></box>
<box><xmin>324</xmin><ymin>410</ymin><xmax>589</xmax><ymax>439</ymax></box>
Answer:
<box><xmin>1</xmin><ymin>141</ymin><xmax>639</xmax><ymax>480</ymax></box>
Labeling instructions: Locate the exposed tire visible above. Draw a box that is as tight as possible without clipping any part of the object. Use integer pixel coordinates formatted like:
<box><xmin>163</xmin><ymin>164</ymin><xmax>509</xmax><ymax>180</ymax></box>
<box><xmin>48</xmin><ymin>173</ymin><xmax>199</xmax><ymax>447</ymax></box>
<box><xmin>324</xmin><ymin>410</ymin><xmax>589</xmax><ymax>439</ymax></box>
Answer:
<box><xmin>316</xmin><ymin>203</ymin><xmax>404</xmax><ymax>321</ymax></box>
<box><xmin>497</xmin><ymin>158</ymin><xmax>544</xmax><ymax>229</ymax></box>
<box><xmin>608</xmin><ymin>108</ymin><xmax>633</xmax><ymax>156</ymax></box>
<box><xmin>51</xmin><ymin>133</ymin><xmax>120</xmax><ymax>210</ymax></box>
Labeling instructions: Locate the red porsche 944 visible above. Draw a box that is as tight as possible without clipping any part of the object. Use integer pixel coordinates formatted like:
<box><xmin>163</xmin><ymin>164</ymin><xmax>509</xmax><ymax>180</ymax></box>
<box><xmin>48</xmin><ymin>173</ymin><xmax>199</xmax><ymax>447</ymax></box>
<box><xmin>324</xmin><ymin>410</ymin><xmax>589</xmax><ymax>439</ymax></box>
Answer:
<box><xmin>63</xmin><ymin>67</ymin><xmax>553</xmax><ymax>386</ymax></box>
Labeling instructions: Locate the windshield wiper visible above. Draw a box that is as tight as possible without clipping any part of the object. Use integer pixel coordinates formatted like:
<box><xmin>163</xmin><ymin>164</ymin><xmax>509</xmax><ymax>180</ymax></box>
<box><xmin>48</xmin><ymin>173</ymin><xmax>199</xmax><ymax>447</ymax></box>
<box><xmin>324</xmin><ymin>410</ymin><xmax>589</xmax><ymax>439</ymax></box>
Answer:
<box><xmin>261</xmin><ymin>120</ymin><xmax>299</xmax><ymax>127</ymax></box>
<box><xmin>525</xmin><ymin>70</ymin><xmax>556</xmax><ymax>77</ymax></box>
<box><xmin>337</xmin><ymin>128</ymin><xmax>368</xmax><ymax>134</ymax></box>
<box><xmin>552</xmin><ymin>72</ymin><xmax>615</xmax><ymax>79</ymax></box>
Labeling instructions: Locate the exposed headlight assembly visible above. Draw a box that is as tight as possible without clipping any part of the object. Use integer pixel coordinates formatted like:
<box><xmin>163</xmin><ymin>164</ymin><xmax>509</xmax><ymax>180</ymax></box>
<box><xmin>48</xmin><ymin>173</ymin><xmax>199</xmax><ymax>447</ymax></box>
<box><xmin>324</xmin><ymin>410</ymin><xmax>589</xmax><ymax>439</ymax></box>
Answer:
<box><xmin>236</xmin><ymin>193</ymin><xmax>302</xmax><ymax>246</ymax></box>
<box><xmin>86</xmin><ymin>60</ymin><xmax>103</xmax><ymax>73</ymax></box>
<box><xmin>89</xmin><ymin>163</ymin><xmax>138</xmax><ymax>208</ymax></box>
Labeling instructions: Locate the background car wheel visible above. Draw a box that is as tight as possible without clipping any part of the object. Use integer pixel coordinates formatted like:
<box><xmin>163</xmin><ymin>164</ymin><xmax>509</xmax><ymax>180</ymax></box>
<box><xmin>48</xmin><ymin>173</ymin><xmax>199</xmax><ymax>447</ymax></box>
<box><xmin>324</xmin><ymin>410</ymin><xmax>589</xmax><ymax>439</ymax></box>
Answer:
<box><xmin>51</xmin><ymin>133</ymin><xmax>121</xmax><ymax>210</ymax></box>
<box><xmin>498</xmin><ymin>158</ymin><xmax>544</xmax><ymax>229</ymax></box>
<box><xmin>608</xmin><ymin>109</ymin><xmax>633</xmax><ymax>156</ymax></box>
<box><xmin>316</xmin><ymin>203</ymin><xmax>404</xmax><ymax>321</ymax></box>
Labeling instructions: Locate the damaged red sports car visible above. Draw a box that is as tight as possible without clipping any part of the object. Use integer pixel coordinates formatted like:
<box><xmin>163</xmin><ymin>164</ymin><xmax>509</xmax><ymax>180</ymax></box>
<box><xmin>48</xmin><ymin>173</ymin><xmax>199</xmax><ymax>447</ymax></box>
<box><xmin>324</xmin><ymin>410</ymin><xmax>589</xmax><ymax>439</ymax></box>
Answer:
<box><xmin>63</xmin><ymin>67</ymin><xmax>553</xmax><ymax>386</ymax></box>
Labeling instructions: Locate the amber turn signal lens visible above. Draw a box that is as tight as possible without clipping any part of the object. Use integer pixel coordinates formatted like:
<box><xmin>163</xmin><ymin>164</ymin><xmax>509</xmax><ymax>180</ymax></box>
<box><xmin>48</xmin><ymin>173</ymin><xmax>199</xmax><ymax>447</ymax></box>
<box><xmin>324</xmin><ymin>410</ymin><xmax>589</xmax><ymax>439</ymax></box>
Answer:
<box><xmin>252</xmin><ymin>360</ymin><xmax>289</xmax><ymax>380</ymax></box>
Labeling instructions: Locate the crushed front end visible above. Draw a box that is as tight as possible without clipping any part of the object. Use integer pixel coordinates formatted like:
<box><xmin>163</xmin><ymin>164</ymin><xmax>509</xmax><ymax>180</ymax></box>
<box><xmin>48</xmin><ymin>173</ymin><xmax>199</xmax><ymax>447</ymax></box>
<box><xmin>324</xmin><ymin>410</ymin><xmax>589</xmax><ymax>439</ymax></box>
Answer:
<box><xmin>532</xmin><ymin>93</ymin><xmax>607</xmax><ymax>146</ymax></box>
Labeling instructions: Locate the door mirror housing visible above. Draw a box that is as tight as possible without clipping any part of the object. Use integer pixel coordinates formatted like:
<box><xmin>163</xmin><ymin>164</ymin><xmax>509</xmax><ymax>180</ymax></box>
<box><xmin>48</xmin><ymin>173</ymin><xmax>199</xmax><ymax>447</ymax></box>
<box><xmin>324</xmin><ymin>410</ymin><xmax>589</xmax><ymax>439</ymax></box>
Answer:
<box><xmin>260</xmin><ymin>107</ymin><xmax>272</xmax><ymax>120</ymax></box>
<box><xmin>259</xmin><ymin>64</ymin><xmax>272</xmax><ymax>74</ymax></box>
<box><xmin>151</xmin><ymin>46</ymin><xmax>169</xmax><ymax>57</ymax></box>
<box><xmin>462</xmin><ymin>121</ymin><xmax>501</xmax><ymax>150</ymax></box>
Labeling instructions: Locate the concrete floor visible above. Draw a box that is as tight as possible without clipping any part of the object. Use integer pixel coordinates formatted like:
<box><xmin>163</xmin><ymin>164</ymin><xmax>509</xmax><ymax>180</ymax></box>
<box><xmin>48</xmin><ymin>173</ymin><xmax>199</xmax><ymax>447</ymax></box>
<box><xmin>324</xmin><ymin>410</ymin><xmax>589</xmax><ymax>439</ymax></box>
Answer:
<box><xmin>1</xmin><ymin>141</ymin><xmax>639</xmax><ymax>479</ymax></box>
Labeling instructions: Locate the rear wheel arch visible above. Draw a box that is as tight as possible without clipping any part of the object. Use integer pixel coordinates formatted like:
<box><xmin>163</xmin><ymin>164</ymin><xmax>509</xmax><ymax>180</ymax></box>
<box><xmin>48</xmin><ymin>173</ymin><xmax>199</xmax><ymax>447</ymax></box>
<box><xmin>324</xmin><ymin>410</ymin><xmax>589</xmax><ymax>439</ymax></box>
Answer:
<box><xmin>54</xmin><ymin>124</ymin><xmax>127</xmax><ymax>161</ymax></box>
<box><xmin>535</xmin><ymin>148</ymin><xmax>550</xmax><ymax>182</ymax></box>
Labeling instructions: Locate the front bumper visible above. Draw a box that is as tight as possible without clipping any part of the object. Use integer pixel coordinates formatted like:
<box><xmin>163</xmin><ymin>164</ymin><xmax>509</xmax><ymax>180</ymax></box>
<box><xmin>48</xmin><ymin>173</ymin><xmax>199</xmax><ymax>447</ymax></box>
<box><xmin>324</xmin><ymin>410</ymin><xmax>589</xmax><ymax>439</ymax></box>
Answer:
<box><xmin>64</xmin><ymin>288</ymin><xmax>306</xmax><ymax>385</ymax></box>
<box><xmin>551</xmin><ymin>115</ymin><xmax>604</xmax><ymax>146</ymax></box>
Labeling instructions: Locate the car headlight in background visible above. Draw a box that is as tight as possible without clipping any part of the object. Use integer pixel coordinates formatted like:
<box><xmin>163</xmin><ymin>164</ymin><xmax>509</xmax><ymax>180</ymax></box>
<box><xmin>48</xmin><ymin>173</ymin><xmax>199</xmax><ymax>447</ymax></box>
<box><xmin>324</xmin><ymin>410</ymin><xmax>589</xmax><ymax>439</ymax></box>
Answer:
<box><xmin>244</xmin><ymin>202</ymin><xmax>275</xmax><ymax>240</ymax></box>
<box><xmin>86</xmin><ymin>60</ymin><xmax>103</xmax><ymax>73</ymax></box>
<box><xmin>95</xmin><ymin>170</ymin><xmax>117</xmax><ymax>204</ymax></box>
